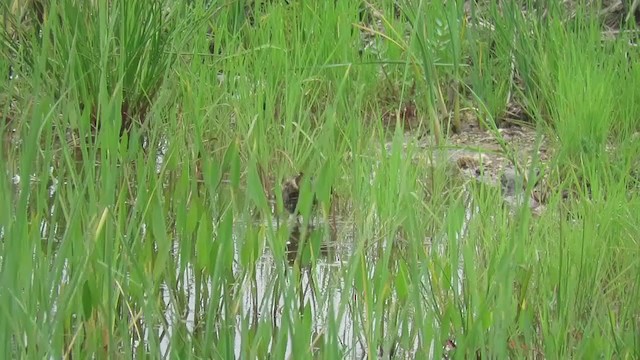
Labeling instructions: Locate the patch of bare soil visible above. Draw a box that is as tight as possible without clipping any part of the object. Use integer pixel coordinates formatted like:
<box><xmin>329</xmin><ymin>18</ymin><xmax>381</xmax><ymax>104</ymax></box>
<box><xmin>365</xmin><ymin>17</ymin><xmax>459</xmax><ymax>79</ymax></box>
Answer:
<box><xmin>391</xmin><ymin>115</ymin><xmax>553</xmax><ymax>214</ymax></box>
<box><xmin>447</xmin><ymin>120</ymin><xmax>551</xmax><ymax>182</ymax></box>
<box><xmin>450</xmin><ymin>121</ymin><xmax>552</xmax><ymax>215</ymax></box>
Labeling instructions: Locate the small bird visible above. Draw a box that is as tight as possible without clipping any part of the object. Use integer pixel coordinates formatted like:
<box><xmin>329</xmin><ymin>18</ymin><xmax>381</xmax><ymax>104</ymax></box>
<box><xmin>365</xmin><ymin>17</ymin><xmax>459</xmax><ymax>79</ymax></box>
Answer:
<box><xmin>282</xmin><ymin>172</ymin><xmax>317</xmax><ymax>214</ymax></box>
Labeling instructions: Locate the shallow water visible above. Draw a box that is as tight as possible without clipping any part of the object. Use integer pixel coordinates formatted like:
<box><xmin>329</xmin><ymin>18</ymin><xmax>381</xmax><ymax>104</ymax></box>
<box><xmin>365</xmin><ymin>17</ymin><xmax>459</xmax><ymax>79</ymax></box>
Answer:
<box><xmin>145</xmin><ymin>194</ymin><xmax>479</xmax><ymax>360</ymax></box>
<box><xmin>2</xmin><ymin>138</ymin><xmax>494</xmax><ymax>359</ymax></box>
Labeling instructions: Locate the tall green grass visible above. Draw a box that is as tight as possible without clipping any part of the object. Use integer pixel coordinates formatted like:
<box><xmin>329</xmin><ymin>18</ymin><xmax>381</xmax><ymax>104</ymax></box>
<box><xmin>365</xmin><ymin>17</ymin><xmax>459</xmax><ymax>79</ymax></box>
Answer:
<box><xmin>0</xmin><ymin>0</ymin><xmax>639</xmax><ymax>358</ymax></box>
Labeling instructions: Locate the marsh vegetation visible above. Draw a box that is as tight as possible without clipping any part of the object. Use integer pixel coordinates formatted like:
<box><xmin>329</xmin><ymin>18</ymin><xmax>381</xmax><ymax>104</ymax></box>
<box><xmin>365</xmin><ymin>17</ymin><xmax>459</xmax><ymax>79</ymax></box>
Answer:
<box><xmin>1</xmin><ymin>0</ymin><xmax>639</xmax><ymax>358</ymax></box>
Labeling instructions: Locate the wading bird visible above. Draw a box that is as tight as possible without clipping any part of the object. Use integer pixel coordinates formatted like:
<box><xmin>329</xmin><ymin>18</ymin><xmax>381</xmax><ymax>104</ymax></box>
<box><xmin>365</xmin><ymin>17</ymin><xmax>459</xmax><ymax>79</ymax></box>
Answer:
<box><xmin>282</xmin><ymin>172</ymin><xmax>318</xmax><ymax>214</ymax></box>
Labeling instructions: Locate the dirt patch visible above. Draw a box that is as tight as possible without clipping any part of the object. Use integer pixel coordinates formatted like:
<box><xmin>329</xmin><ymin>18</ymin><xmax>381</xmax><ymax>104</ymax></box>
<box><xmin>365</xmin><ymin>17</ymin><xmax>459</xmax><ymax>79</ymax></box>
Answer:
<box><xmin>388</xmin><ymin>117</ymin><xmax>553</xmax><ymax>214</ymax></box>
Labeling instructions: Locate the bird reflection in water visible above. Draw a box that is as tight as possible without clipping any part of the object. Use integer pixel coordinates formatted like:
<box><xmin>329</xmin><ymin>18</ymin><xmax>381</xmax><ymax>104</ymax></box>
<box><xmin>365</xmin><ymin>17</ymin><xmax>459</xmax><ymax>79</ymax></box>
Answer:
<box><xmin>284</xmin><ymin>223</ymin><xmax>333</xmax><ymax>265</ymax></box>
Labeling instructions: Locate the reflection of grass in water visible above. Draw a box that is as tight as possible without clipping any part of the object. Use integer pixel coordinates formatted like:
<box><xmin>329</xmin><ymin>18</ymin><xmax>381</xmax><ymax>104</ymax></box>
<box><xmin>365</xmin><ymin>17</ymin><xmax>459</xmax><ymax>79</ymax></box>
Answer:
<box><xmin>1</xmin><ymin>0</ymin><xmax>640</xmax><ymax>358</ymax></box>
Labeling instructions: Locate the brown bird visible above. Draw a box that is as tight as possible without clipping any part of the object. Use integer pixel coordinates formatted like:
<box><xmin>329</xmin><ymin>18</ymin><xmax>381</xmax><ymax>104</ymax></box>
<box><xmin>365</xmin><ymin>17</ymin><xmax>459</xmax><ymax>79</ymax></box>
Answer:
<box><xmin>282</xmin><ymin>172</ymin><xmax>316</xmax><ymax>214</ymax></box>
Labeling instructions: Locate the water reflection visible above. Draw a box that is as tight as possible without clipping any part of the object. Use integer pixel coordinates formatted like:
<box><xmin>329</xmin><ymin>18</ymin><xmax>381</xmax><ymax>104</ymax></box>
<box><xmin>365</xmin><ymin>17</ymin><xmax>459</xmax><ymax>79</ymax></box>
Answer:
<box><xmin>2</xmin><ymin>152</ymin><xmax>477</xmax><ymax>359</ymax></box>
<box><xmin>284</xmin><ymin>223</ymin><xmax>335</xmax><ymax>265</ymax></box>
